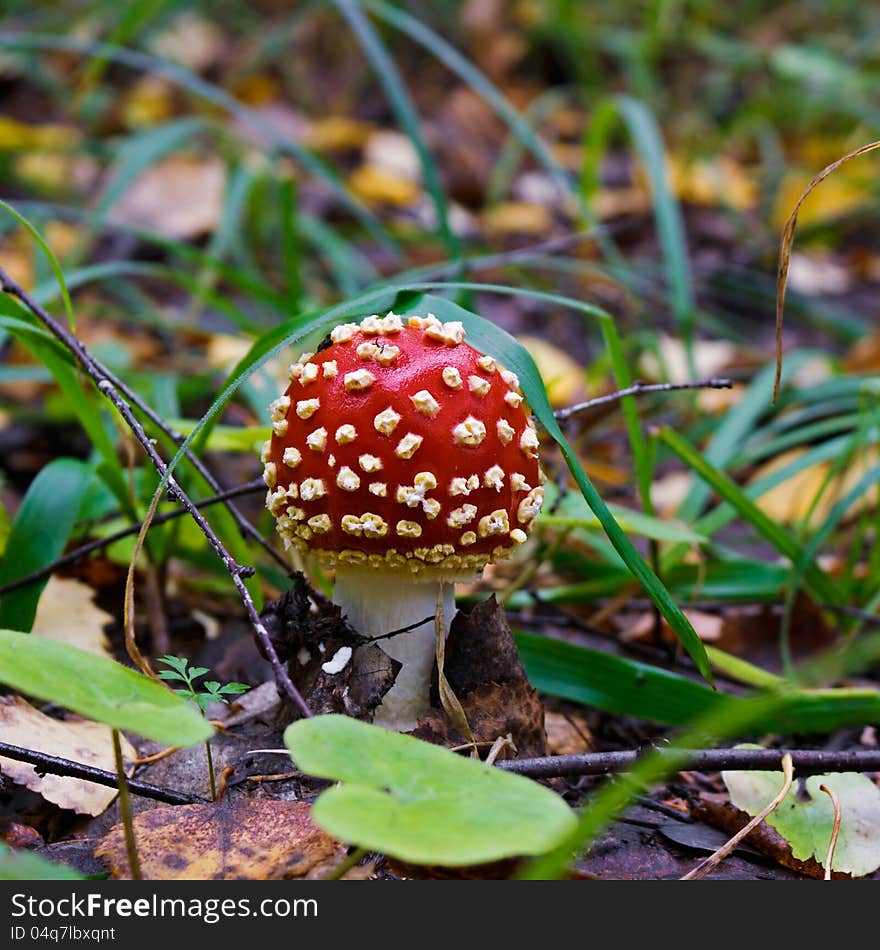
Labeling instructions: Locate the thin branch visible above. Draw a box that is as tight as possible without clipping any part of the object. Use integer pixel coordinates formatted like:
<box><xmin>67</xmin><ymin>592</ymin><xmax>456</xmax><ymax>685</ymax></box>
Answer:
<box><xmin>823</xmin><ymin>603</ymin><xmax>880</xmax><ymax>627</ymax></box>
<box><xmin>0</xmin><ymin>740</ymin><xmax>207</xmax><ymax>805</ymax></box>
<box><xmin>0</xmin><ymin>265</ymin><xmax>312</xmax><ymax>719</ymax></box>
<box><xmin>553</xmin><ymin>377</ymin><xmax>733</xmax><ymax>422</ymax></box>
<box><xmin>0</xmin><ymin>478</ymin><xmax>266</xmax><ymax>598</ymax></box>
<box><xmin>495</xmin><ymin>746</ymin><xmax>880</xmax><ymax>779</ymax></box>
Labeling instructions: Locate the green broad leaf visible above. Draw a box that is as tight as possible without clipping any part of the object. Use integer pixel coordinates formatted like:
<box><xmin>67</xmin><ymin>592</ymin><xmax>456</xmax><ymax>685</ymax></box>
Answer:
<box><xmin>0</xmin><ymin>630</ymin><xmax>214</xmax><ymax>746</ymax></box>
<box><xmin>723</xmin><ymin>758</ymin><xmax>880</xmax><ymax>877</ymax></box>
<box><xmin>395</xmin><ymin>293</ymin><xmax>713</xmax><ymax>683</ymax></box>
<box><xmin>515</xmin><ymin>631</ymin><xmax>880</xmax><ymax>732</ymax></box>
<box><xmin>0</xmin><ymin>458</ymin><xmax>93</xmax><ymax>632</ymax></box>
<box><xmin>0</xmin><ymin>843</ymin><xmax>83</xmax><ymax>880</ymax></box>
<box><xmin>285</xmin><ymin>715</ymin><xmax>576</xmax><ymax>866</ymax></box>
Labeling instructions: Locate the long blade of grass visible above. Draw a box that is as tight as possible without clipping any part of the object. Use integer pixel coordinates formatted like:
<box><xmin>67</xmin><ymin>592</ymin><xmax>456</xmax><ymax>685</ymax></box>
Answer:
<box><xmin>660</xmin><ymin>427</ymin><xmax>842</xmax><ymax>605</ymax></box>
<box><xmin>0</xmin><ymin>199</ymin><xmax>74</xmax><ymax>329</ymax></box>
<box><xmin>366</xmin><ymin>0</ymin><xmax>575</xmax><ymax>211</ymax></box>
<box><xmin>332</xmin><ymin>0</ymin><xmax>459</xmax><ymax>260</ymax></box>
<box><xmin>516</xmin><ymin>630</ymin><xmax>880</xmax><ymax>731</ymax></box>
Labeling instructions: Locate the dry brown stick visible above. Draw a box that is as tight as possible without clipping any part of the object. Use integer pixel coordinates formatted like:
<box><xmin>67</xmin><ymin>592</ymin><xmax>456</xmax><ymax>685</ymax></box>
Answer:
<box><xmin>0</xmin><ymin>478</ymin><xmax>266</xmax><ymax>598</ymax></box>
<box><xmin>0</xmin><ymin>265</ymin><xmax>312</xmax><ymax>719</ymax></box>
<box><xmin>553</xmin><ymin>377</ymin><xmax>733</xmax><ymax>422</ymax></box>
<box><xmin>1</xmin><ymin>266</ymin><xmax>286</xmax><ymax>572</ymax></box>
<box><xmin>495</xmin><ymin>746</ymin><xmax>880</xmax><ymax>779</ymax></box>
<box><xmin>0</xmin><ymin>739</ymin><xmax>207</xmax><ymax>805</ymax></box>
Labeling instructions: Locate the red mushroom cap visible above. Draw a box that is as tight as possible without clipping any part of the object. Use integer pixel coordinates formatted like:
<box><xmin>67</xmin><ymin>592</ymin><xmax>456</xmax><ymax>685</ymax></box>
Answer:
<box><xmin>262</xmin><ymin>313</ymin><xmax>544</xmax><ymax>575</ymax></box>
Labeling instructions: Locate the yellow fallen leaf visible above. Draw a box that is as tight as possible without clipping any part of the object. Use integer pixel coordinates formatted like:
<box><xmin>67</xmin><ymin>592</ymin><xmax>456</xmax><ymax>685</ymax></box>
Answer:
<box><xmin>751</xmin><ymin>446</ymin><xmax>878</xmax><ymax>525</ymax></box>
<box><xmin>667</xmin><ymin>155</ymin><xmax>758</xmax><ymax>212</ymax></box>
<box><xmin>544</xmin><ymin>711</ymin><xmax>593</xmax><ymax>756</ymax></box>
<box><xmin>205</xmin><ymin>332</ymin><xmax>254</xmax><ymax>370</ymax></box>
<box><xmin>773</xmin><ymin>166</ymin><xmax>875</xmax><ymax>230</ymax></box>
<box><xmin>348</xmin><ymin>164</ymin><xmax>420</xmax><ymax>207</ymax></box>
<box><xmin>31</xmin><ymin>577</ymin><xmax>114</xmax><ymax>658</ymax></box>
<box><xmin>232</xmin><ymin>73</ymin><xmax>280</xmax><ymax>108</ymax></box>
<box><xmin>106</xmin><ymin>156</ymin><xmax>226</xmax><ymax>239</ymax></box>
<box><xmin>122</xmin><ymin>76</ymin><xmax>176</xmax><ymax>129</ymax></box>
<box><xmin>96</xmin><ymin>800</ymin><xmax>344</xmax><ymax>880</ymax></box>
<box><xmin>482</xmin><ymin>201</ymin><xmax>553</xmax><ymax>238</ymax></box>
<box><xmin>0</xmin><ymin>116</ymin><xmax>80</xmax><ymax>151</ymax></box>
<box><xmin>592</xmin><ymin>186</ymin><xmax>651</xmax><ymax>219</ymax></box>
<box><xmin>517</xmin><ymin>335</ymin><xmax>585</xmax><ymax>408</ymax></box>
<box><xmin>650</xmin><ymin>470</ymin><xmax>693</xmax><ymax>516</ymax></box>
<box><xmin>307</xmin><ymin>115</ymin><xmax>375</xmax><ymax>151</ymax></box>
<box><xmin>0</xmin><ymin>696</ymin><xmax>134</xmax><ymax>816</ymax></box>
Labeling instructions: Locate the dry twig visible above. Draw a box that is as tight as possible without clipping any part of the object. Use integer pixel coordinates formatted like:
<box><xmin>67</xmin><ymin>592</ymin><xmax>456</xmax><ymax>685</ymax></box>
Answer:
<box><xmin>680</xmin><ymin>753</ymin><xmax>794</xmax><ymax>880</ymax></box>
<box><xmin>0</xmin><ymin>265</ymin><xmax>311</xmax><ymax>719</ymax></box>
<box><xmin>819</xmin><ymin>783</ymin><xmax>842</xmax><ymax>880</ymax></box>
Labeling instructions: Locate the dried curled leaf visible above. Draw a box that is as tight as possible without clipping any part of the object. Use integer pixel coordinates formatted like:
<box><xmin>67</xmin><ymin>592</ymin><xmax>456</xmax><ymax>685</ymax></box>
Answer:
<box><xmin>96</xmin><ymin>800</ymin><xmax>344</xmax><ymax>880</ymax></box>
<box><xmin>0</xmin><ymin>696</ymin><xmax>134</xmax><ymax>816</ymax></box>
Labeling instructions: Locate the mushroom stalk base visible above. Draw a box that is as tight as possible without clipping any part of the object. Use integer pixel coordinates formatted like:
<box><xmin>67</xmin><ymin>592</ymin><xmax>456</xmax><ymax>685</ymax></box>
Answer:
<box><xmin>333</xmin><ymin>568</ymin><xmax>457</xmax><ymax>731</ymax></box>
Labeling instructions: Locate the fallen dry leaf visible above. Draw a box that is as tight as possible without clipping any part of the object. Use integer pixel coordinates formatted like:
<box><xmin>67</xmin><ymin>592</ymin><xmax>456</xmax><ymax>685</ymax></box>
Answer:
<box><xmin>307</xmin><ymin>116</ymin><xmax>374</xmax><ymax>152</ymax></box>
<box><xmin>773</xmin><ymin>165</ymin><xmax>875</xmax><ymax>230</ymax></box>
<box><xmin>412</xmin><ymin>679</ymin><xmax>546</xmax><ymax>759</ymax></box>
<box><xmin>482</xmin><ymin>201</ymin><xmax>553</xmax><ymax>238</ymax></box>
<box><xmin>751</xmin><ymin>446</ymin><xmax>878</xmax><ymax>525</ymax></box>
<box><xmin>106</xmin><ymin>155</ymin><xmax>226</xmax><ymax>240</ymax></box>
<box><xmin>348</xmin><ymin>165</ymin><xmax>421</xmax><ymax>207</ymax></box>
<box><xmin>31</xmin><ymin>577</ymin><xmax>114</xmax><ymax>658</ymax></box>
<box><xmin>0</xmin><ymin>116</ymin><xmax>80</xmax><ymax>150</ymax></box>
<box><xmin>667</xmin><ymin>154</ymin><xmax>758</xmax><ymax>211</ymax></box>
<box><xmin>693</xmin><ymin>796</ymin><xmax>848</xmax><ymax>879</ymax></box>
<box><xmin>148</xmin><ymin>12</ymin><xmax>225</xmax><ymax>72</ymax></box>
<box><xmin>544</xmin><ymin>711</ymin><xmax>593</xmax><ymax>756</ymax></box>
<box><xmin>0</xmin><ymin>696</ymin><xmax>134</xmax><ymax>816</ymax></box>
<box><xmin>640</xmin><ymin>334</ymin><xmax>736</xmax><ymax>385</ymax></box>
<box><xmin>96</xmin><ymin>800</ymin><xmax>344</xmax><ymax>880</ymax></box>
<box><xmin>121</xmin><ymin>76</ymin><xmax>176</xmax><ymax>130</ymax></box>
<box><xmin>518</xmin><ymin>335</ymin><xmax>586</xmax><ymax>408</ymax></box>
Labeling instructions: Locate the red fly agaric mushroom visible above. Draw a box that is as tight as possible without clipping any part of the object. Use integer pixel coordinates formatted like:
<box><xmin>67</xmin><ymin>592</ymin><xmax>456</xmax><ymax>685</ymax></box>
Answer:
<box><xmin>262</xmin><ymin>313</ymin><xmax>545</xmax><ymax>729</ymax></box>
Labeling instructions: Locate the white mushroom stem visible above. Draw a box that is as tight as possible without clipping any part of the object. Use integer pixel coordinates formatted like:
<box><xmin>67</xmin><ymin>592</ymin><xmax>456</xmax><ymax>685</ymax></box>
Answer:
<box><xmin>333</xmin><ymin>567</ymin><xmax>457</xmax><ymax>731</ymax></box>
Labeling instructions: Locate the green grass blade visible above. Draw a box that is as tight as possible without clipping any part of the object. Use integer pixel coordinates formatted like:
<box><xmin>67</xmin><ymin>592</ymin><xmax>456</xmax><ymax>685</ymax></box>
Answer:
<box><xmin>598</xmin><ymin>312</ymin><xmax>655</xmax><ymax>514</ymax></box>
<box><xmin>332</xmin><ymin>0</ymin><xmax>459</xmax><ymax>260</ymax></box>
<box><xmin>615</xmin><ymin>95</ymin><xmax>695</xmax><ymax>358</ymax></box>
<box><xmin>366</xmin><ymin>0</ymin><xmax>575</xmax><ymax>210</ymax></box>
<box><xmin>660</xmin><ymin>427</ymin><xmax>842</xmax><ymax>605</ymax></box>
<box><xmin>0</xmin><ymin>199</ymin><xmax>74</xmax><ymax>329</ymax></box>
<box><xmin>516</xmin><ymin>630</ymin><xmax>880</xmax><ymax>731</ymax></box>
<box><xmin>0</xmin><ymin>459</ymin><xmax>93</xmax><ymax>631</ymax></box>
